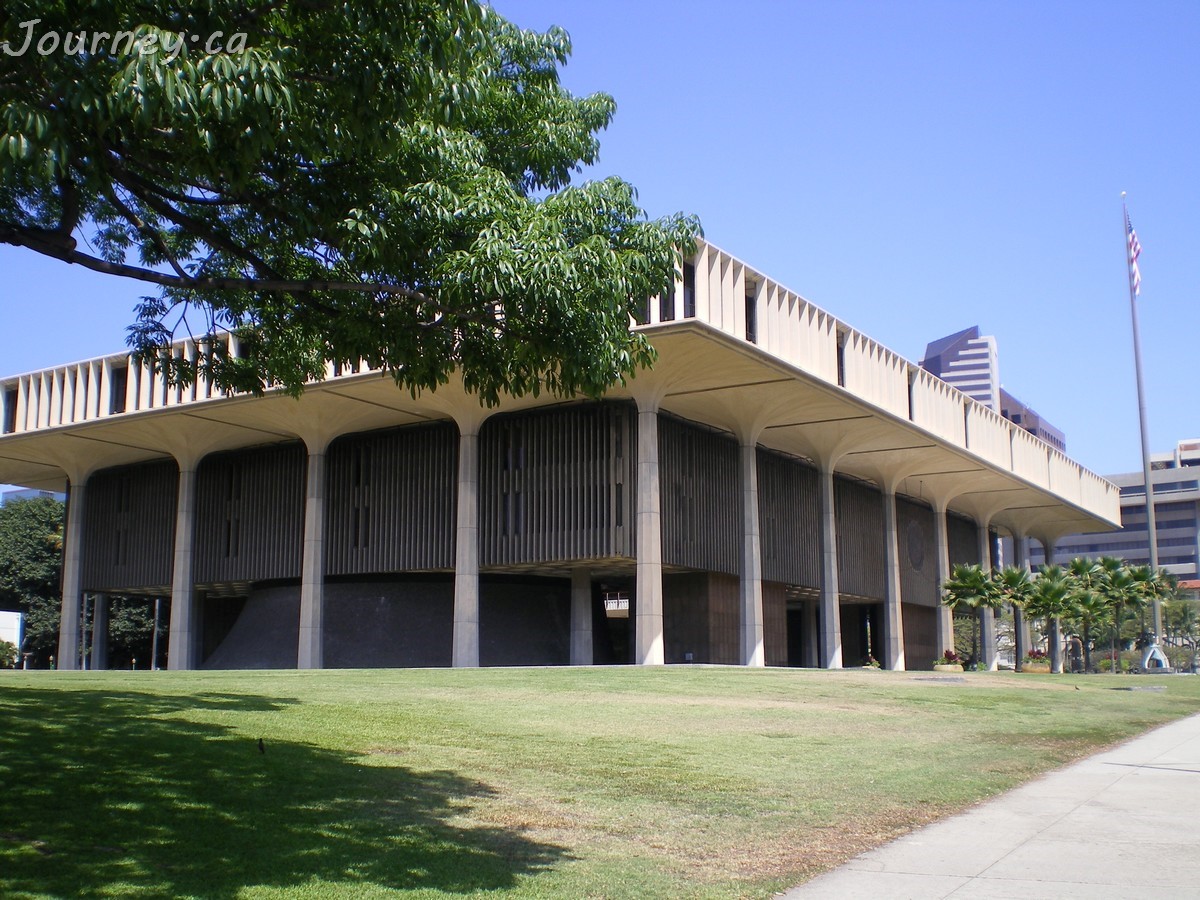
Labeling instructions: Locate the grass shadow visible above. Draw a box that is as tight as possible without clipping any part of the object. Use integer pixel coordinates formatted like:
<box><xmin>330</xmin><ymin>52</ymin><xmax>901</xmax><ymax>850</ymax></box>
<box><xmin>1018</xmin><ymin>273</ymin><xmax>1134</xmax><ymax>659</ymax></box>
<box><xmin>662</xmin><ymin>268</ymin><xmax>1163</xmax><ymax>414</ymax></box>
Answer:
<box><xmin>0</xmin><ymin>685</ymin><xmax>567</xmax><ymax>897</ymax></box>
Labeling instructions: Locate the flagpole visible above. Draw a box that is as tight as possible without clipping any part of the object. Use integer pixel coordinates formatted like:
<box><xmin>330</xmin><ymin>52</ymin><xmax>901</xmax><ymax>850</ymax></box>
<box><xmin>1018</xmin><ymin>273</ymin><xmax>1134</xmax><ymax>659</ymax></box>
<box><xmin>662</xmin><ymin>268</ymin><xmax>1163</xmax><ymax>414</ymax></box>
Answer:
<box><xmin>1122</xmin><ymin>192</ymin><xmax>1162</xmax><ymax>638</ymax></box>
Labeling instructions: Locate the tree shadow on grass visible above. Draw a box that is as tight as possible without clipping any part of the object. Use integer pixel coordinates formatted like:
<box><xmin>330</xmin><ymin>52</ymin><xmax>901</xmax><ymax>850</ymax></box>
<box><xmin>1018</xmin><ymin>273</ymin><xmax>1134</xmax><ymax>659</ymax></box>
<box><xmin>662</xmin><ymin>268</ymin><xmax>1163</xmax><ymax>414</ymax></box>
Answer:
<box><xmin>0</xmin><ymin>686</ymin><xmax>568</xmax><ymax>897</ymax></box>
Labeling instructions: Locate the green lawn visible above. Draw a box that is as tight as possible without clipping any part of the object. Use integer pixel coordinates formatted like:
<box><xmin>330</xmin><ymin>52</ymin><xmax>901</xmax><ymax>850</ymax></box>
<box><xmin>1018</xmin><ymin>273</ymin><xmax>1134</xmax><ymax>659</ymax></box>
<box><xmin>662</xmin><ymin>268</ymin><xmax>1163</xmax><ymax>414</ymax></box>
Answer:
<box><xmin>2</xmin><ymin>667</ymin><xmax>1198</xmax><ymax>899</ymax></box>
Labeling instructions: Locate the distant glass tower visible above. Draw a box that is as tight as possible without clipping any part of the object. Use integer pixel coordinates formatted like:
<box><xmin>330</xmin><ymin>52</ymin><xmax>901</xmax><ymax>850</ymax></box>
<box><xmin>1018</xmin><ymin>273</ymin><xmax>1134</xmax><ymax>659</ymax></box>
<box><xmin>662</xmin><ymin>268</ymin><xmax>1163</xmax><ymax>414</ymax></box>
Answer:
<box><xmin>919</xmin><ymin>326</ymin><xmax>1001</xmax><ymax>411</ymax></box>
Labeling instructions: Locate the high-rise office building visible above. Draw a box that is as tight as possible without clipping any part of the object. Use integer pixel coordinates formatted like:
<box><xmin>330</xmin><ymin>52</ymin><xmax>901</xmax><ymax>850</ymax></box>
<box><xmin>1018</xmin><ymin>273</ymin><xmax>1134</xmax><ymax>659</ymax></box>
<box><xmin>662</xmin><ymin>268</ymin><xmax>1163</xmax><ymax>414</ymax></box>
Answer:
<box><xmin>919</xmin><ymin>326</ymin><xmax>1001</xmax><ymax>411</ymax></box>
<box><xmin>1031</xmin><ymin>440</ymin><xmax>1200</xmax><ymax>579</ymax></box>
<box><xmin>921</xmin><ymin>327</ymin><xmax>1065</xmax><ymax>451</ymax></box>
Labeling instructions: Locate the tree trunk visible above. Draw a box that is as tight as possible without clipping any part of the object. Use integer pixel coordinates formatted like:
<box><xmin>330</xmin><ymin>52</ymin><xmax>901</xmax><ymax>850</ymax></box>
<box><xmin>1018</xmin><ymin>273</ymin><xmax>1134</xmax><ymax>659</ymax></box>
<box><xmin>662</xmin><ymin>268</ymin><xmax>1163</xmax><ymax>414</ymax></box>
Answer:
<box><xmin>1083</xmin><ymin>623</ymin><xmax>1092</xmax><ymax>673</ymax></box>
<box><xmin>1014</xmin><ymin>605</ymin><xmax>1025</xmax><ymax>672</ymax></box>
<box><xmin>1050</xmin><ymin>617</ymin><xmax>1063</xmax><ymax>674</ymax></box>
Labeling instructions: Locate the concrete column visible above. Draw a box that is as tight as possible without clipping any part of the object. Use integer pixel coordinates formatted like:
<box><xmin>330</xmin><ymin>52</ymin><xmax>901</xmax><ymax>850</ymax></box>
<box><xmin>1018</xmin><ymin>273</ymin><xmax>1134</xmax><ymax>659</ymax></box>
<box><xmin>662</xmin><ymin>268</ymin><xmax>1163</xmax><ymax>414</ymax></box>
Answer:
<box><xmin>452</xmin><ymin>428</ymin><xmax>480</xmax><ymax>667</ymax></box>
<box><xmin>1011</xmin><ymin>533</ymin><xmax>1030</xmax><ymax>671</ymax></box>
<box><xmin>881</xmin><ymin>488</ymin><xmax>906</xmax><ymax>671</ymax></box>
<box><xmin>57</xmin><ymin>479</ymin><xmax>86</xmax><ymax>670</ymax></box>
<box><xmin>804</xmin><ymin>601</ymin><xmax>820</xmax><ymax>668</ymax></box>
<box><xmin>90</xmin><ymin>594</ymin><xmax>108</xmax><ymax>670</ymax></box>
<box><xmin>570</xmin><ymin>568</ymin><xmax>593</xmax><ymax>666</ymax></box>
<box><xmin>167</xmin><ymin>466</ymin><xmax>198</xmax><ymax>670</ymax></box>
<box><xmin>635</xmin><ymin>405</ymin><xmax>664</xmax><ymax>665</ymax></box>
<box><xmin>297</xmin><ymin>447</ymin><xmax>327</xmax><ymax>669</ymax></box>
<box><xmin>1043</xmin><ymin>537</ymin><xmax>1063</xmax><ymax>674</ymax></box>
<box><xmin>818</xmin><ymin>465</ymin><xmax>843</xmax><ymax>668</ymax></box>
<box><xmin>933</xmin><ymin>504</ymin><xmax>955</xmax><ymax>658</ymax></box>
<box><xmin>739</xmin><ymin>440</ymin><xmax>765</xmax><ymax>667</ymax></box>
<box><xmin>978</xmin><ymin>523</ymin><xmax>998</xmax><ymax>670</ymax></box>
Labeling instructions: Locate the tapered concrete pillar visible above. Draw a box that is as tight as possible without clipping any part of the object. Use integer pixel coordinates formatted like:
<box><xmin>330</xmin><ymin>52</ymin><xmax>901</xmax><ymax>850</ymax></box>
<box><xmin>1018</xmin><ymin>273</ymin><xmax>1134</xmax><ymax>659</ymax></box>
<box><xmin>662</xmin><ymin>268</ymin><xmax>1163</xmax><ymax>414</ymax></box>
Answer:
<box><xmin>298</xmin><ymin>446</ymin><xmax>327</xmax><ymax>669</ymax></box>
<box><xmin>1011</xmin><ymin>532</ymin><xmax>1030</xmax><ymax>671</ymax></box>
<box><xmin>90</xmin><ymin>595</ymin><xmax>108</xmax><ymax>671</ymax></box>
<box><xmin>57</xmin><ymin>480</ymin><xmax>86</xmax><ymax>670</ymax></box>
<box><xmin>818</xmin><ymin>465</ymin><xmax>843</xmax><ymax>668</ymax></box>
<box><xmin>452</xmin><ymin>428</ymin><xmax>480</xmax><ymax>668</ymax></box>
<box><xmin>881</xmin><ymin>488</ymin><xmax>906</xmax><ymax>671</ymax></box>
<box><xmin>168</xmin><ymin>466</ymin><xmax>198</xmax><ymax>670</ymax></box>
<box><xmin>932</xmin><ymin>504</ymin><xmax>955</xmax><ymax>658</ymax></box>
<box><xmin>570</xmin><ymin>568</ymin><xmax>593</xmax><ymax>666</ymax></box>
<box><xmin>739</xmin><ymin>440</ymin><xmax>765</xmax><ymax>667</ymax></box>
<box><xmin>978</xmin><ymin>523</ymin><xmax>998</xmax><ymax>670</ymax></box>
<box><xmin>1043</xmin><ymin>537</ymin><xmax>1063</xmax><ymax>674</ymax></box>
<box><xmin>635</xmin><ymin>404</ymin><xmax>664</xmax><ymax>665</ymax></box>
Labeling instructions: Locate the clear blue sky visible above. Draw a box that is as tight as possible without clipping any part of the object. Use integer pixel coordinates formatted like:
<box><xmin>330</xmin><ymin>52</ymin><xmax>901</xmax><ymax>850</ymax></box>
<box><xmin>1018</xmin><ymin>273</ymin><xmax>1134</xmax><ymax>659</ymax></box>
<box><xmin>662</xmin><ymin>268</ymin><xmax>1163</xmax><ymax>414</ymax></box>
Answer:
<box><xmin>1</xmin><ymin>0</ymin><xmax>1197</xmax><ymax>479</ymax></box>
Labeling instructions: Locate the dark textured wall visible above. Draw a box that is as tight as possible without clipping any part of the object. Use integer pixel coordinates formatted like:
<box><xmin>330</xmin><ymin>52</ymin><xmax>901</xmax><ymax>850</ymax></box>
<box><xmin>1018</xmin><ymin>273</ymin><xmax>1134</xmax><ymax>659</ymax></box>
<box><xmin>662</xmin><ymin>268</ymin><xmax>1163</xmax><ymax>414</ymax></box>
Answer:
<box><xmin>83</xmin><ymin>460</ymin><xmax>177</xmax><ymax>592</ymax></box>
<box><xmin>898</xmin><ymin>496</ymin><xmax>937</xmax><ymax>608</ymax></box>
<box><xmin>757</xmin><ymin>449</ymin><xmax>821</xmax><ymax>589</ymax></box>
<box><xmin>903</xmin><ymin>602</ymin><xmax>939</xmax><ymax>669</ymax></box>
<box><xmin>663</xmin><ymin>571</ymin><xmax>739</xmax><ymax>665</ymax></box>
<box><xmin>201</xmin><ymin>584</ymin><xmax>299</xmax><ymax>669</ymax></box>
<box><xmin>836</xmin><ymin>477</ymin><xmax>885</xmax><ymax>600</ymax></box>
<box><xmin>659</xmin><ymin>415</ymin><xmax>739</xmax><ymax>576</ymax></box>
<box><xmin>948</xmin><ymin>513</ymin><xmax>981</xmax><ymax>567</ymax></box>
<box><xmin>480</xmin><ymin>402</ymin><xmax>635</xmax><ymax>566</ymax></box>
<box><xmin>324</xmin><ymin>578</ymin><xmax>453</xmax><ymax>668</ymax></box>
<box><xmin>195</xmin><ymin>443</ymin><xmax>305</xmax><ymax>584</ymax></box>
<box><xmin>479</xmin><ymin>577</ymin><xmax>570</xmax><ymax>666</ymax></box>
<box><xmin>325</xmin><ymin>423</ymin><xmax>456</xmax><ymax>575</ymax></box>
<box><xmin>763</xmin><ymin>581</ymin><xmax>788</xmax><ymax>666</ymax></box>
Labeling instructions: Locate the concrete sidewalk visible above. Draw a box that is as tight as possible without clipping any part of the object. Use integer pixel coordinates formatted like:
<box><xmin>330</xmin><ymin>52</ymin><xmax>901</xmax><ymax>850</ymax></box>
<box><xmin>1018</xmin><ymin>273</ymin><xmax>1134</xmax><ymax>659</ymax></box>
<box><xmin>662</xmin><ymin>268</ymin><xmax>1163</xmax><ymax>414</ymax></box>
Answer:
<box><xmin>782</xmin><ymin>710</ymin><xmax>1200</xmax><ymax>899</ymax></box>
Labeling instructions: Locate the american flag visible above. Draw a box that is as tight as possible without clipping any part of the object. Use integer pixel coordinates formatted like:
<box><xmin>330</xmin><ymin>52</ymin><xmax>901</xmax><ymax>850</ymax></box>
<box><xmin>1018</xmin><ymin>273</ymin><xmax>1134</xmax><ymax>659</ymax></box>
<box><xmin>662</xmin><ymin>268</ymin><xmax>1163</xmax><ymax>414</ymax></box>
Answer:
<box><xmin>1127</xmin><ymin>217</ymin><xmax>1142</xmax><ymax>296</ymax></box>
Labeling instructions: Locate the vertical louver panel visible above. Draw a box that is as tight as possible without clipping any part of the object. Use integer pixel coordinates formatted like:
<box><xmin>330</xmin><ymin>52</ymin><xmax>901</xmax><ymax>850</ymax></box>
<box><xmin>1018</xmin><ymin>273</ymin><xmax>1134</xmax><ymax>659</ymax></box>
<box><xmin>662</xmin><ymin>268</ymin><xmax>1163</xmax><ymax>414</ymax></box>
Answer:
<box><xmin>325</xmin><ymin>423</ymin><xmax>456</xmax><ymax>574</ymax></box>
<box><xmin>756</xmin><ymin>448</ymin><xmax>821</xmax><ymax>589</ymax></box>
<box><xmin>947</xmin><ymin>513</ymin><xmax>981</xmax><ymax>566</ymax></box>
<box><xmin>659</xmin><ymin>414</ymin><xmax>739</xmax><ymax>576</ymax></box>
<box><xmin>898</xmin><ymin>496</ymin><xmax>937</xmax><ymax>607</ymax></box>
<box><xmin>835</xmin><ymin>476</ymin><xmax>885</xmax><ymax>600</ymax></box>
<box><xmin>82</xmin><ymin>460</ymin><xmax>177</xmax><ymax>591</ymax></box>
<box><xmin>195</xmin><ymin>443</ymin><xmax>305</xmax><ymax>583</ymax></box>
<box><xmin>480</xmin><ymin>402</ymin><xmax>635</xmax><ymax>565</ymax></box>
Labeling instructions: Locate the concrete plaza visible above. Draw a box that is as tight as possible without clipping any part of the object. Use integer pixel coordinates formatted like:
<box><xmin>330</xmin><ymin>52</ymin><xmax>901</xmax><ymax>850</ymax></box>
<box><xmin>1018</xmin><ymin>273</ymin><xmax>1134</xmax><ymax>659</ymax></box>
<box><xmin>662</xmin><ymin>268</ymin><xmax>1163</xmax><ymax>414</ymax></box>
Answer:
<box><xmin>784</xmin><ymin>706</ymin><xmax>1200</xmax><ymax>898</ymax></box>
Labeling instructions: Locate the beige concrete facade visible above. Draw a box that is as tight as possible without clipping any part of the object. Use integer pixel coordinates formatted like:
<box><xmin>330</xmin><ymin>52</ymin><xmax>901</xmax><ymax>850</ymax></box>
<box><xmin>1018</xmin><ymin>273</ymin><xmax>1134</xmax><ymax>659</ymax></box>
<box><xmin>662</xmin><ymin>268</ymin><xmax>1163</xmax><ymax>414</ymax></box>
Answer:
<box><xmin>0</xmin><ymin>241</ymin><xmax>1120</xmax><ymax>670</ymax></box>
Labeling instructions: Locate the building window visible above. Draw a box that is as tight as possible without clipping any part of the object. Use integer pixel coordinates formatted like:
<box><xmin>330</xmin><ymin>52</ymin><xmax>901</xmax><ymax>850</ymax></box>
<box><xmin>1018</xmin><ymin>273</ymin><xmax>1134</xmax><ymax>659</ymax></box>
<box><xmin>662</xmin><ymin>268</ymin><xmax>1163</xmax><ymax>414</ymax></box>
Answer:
<box><xmin>682</xmin><ymin>262</ymin><xmax>696</xmax><ymax>318</ymax></box>
<box><xmin>633</xmin><ymin>297</ymin><xmax>650</xmax><ymax>325</ymax></box>
<box><xmin>352</xmin><ymin>445</ymin><xmax>371</xmax><ymax>549</ymax></box>
<box><xmin>224</xmin><ymin>465</ymin><xmax>242</xmax><ymax>558</ymax></box>
<box><xmin>836</xmin><ymin>332</ymin><xmax>847</xmax><ymax>387</ymax></box>
<box><xmin>109</xmin><ymin>366</ymin><xmax>128</xmax><ymax>414</ymax></box>
<box><xmin>2</xmin><ymin>388</ymin><xmax>15</xmax><ymax>434</ymax></box>
<box><xmin>745</xmin><ymin>282</ymin><xmax>757</xmax><ymax>344</ymax></box>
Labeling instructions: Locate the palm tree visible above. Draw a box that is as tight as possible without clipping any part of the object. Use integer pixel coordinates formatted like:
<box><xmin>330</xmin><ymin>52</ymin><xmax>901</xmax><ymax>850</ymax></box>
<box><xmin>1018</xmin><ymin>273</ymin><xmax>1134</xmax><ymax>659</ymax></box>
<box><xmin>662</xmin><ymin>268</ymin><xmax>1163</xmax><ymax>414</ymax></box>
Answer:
<box><xmin>994</xmin><ymin>565</ymin><xmax>1033</xmax><ymax>671</ymax></box>
<box><xmin>1070</xmin><ymin>589</ymin><xmax>1111</xmax><ymax>673</ymax></box>
<box><xmin>1127</xmin><ymin>564</ymin><xmax>1155</xmax><ymax>644</ymax></box>
<box><xmin>1065</xmin><ymin>558</ymin><xmax>1102</xmax><ymax>673</ymax></box>
<box><xmin>1096</xmin><ymin>556</ymin><xmax>1135</xmax><ymax>673</ymax></box>
<box><xmin>1026</xmin><ymin>564</ymin><xmax>1072</xmax><ymax>674</ymax></box>
<box><xmin>941</xmin><ymin>563</ymin><xmax>990</xmax><ymax>665</ymax></box>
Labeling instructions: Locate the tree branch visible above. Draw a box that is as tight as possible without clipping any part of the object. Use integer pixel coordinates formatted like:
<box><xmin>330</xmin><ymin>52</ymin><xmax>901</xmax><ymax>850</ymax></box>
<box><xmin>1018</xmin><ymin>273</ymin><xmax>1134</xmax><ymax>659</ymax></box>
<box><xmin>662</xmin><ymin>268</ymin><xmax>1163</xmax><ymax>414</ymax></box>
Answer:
<box><xmin>0</xmin><ymin>222</ymin><xmax>489</xmax><ymax>325</ymax></box>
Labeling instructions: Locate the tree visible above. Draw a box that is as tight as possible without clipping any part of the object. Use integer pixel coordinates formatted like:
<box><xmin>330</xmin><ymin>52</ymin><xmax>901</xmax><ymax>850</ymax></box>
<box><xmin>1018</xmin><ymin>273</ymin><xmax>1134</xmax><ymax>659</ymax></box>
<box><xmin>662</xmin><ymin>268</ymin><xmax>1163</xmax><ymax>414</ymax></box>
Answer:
<box><xmin>1070</xmin><ymin>564</ymin><xmax>1113</xmax><ymax>676</ymax></box>
<box><xmin>1</xmin><ymin>2</ymin><xmax>700</xmax><ymax>402</ymax></box>
<box><xmin>941</xmin><ymin>562</ymin><xmax>1007</xmax><ymax>668</ymax></box>
<box><xmin>0</xmin><ymin>496</ymin><xmax>64</xmax><ymax>666</ymax></box>
<box><xmin>1026</xmin><ymin>564</ymin><xmax>1072</xmax><ymax>674</ymax></box>
<box><xmin>994</xmin><ymin>565</ymin><xmax>1033</xmax><ymax>671</ymax></box>
<box><xmin>1096</xmin><ymin>555</ymin><xmax>1137</xmax><ymax>673</ymax></box>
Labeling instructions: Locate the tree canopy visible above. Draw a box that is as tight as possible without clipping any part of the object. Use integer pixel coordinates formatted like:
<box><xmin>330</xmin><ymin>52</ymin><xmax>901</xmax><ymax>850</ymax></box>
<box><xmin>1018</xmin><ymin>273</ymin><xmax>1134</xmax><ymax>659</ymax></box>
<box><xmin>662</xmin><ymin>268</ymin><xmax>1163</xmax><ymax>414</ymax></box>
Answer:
<box><xmin>1</xmin><ymin>1</ymin><xmax>699</xmax><ymax>401</ymax></box>
<box><xmin>0</xmin><ymin>496</ymin><xmax>64</xmax><ymax>664</ymax></box>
